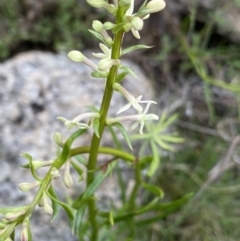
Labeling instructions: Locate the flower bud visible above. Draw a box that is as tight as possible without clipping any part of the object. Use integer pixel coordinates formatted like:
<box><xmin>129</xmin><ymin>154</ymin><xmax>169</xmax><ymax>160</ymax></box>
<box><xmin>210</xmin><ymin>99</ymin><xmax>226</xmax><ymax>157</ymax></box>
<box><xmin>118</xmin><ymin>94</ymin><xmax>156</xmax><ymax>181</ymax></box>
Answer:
<box><xmin>68</xmin><ymin>51</ymin><xmax>85</xmax><ymax>62</ymax></box>
<box><xmin>131</xmin><ymin>17</ymin><xmax>144</xmax><ymax>31</ymax></box>
<box><xmin>53</xmin><ymin>132</ymin><xmax>63</xmax><ymax>147</ymax></box>
<box><xmin>43</xmin><ymin>193</ymin><xmax>53</xmax><ymax>215</ymax></box>
<box><xmin>103</xmin><ymin>22</ymin><xmax>116</xmax><ymax>30</ymax></box>
<box><xmin>145</xmin><ymin>0</ymin><xmax>166</xmax><ymax>14</ymax></box>
<box><xmin>92</xmin><ymin>20</ymin><xmax>103</xmax><ymax>32</ymax></box>
<box><xmin>87</xmin><ymin>0</ymin><xmax>105</xmax><ymax>8</ymax></box>
<box><xmin>87</xmin><ymin>0</ymin><xmax>116</xmax><ymax>14</ymax></box>
<box><xmin>5</xmin><ymin>210</ymin><xmax>26</xmax><ymax>222</ymax></box>
<box><xmin>63</xmin><ymin>162</ymin><xmax>73</xmax><ymax>188</ymax></box>
<box><xmin>50</xmin><ymin>167</ymin><xmax>60</xmax><ymax>179</ymax></box>
<box><xmin>38</xmin><ymin>195</ymin><xmax>44</xmax><ymax>207</ymax></box>
<box><xmin>20</xmin><ymin>222</ymin><xmax>28</xmax><ymax>241</ymax></box>
<box><xmin>18</xmin><ymin>182</ymin><xmax>40</xmax><ymax>192</ymax></box>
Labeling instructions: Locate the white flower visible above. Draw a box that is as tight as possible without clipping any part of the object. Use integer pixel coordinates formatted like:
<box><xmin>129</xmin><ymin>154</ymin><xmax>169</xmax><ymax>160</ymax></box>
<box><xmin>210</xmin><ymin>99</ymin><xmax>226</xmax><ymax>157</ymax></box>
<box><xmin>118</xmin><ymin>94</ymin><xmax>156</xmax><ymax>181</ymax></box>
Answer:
<box><xmin>107</xmin><ymin>103</ymin><xmax>159</xmax><ymax>134</ymax></box>
<box><xmin>123</xmin><ymin>0</ymin><xmax>144</xmax><ymax>39</ymax></box>
<box><xmin>93</xmin><ymin>43</ymin><xmax>111</xmax><ymax>59</ymax></box>
<box><xmin>57</xmin><ymin>112</ymin><xmax>100</xmax><ymax>130</ymax></box>
<box><xmin>93</xmin><ymin>43</ymin><xmax>120</xmax><ymax>71</ymax></box>
<box><xmin>113</xmin><ymin>83</ymin><xmax>156</xmax><ymax>114</ymax></box>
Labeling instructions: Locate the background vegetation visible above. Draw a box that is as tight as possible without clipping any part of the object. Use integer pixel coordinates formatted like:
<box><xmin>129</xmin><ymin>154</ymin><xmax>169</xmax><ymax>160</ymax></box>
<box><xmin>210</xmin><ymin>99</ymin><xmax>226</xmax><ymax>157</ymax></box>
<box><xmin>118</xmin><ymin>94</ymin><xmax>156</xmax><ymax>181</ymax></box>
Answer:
<box><xmin>1</xmin><ymin>0</ymin><xmax>240</xmax><ymax>240</ymax></box>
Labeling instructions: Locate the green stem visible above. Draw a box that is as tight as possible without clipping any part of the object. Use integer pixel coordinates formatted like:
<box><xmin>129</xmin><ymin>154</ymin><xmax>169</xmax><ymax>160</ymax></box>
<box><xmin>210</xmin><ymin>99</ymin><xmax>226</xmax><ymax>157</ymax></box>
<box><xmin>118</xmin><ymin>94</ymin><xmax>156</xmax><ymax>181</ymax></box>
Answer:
<box><xmin>127</xmin><ymin>159</ymin><xmax>141</xmax><ymax>238</ymax></box>
<box><xmin>70</xmin><ymin>146</ymin><xmax>135</xmax><ymax>163</ymax></box>
<box><xmin>86</xmin><ymin>8</ymin><xmax>125</xmax><ymax>241</ymax></box>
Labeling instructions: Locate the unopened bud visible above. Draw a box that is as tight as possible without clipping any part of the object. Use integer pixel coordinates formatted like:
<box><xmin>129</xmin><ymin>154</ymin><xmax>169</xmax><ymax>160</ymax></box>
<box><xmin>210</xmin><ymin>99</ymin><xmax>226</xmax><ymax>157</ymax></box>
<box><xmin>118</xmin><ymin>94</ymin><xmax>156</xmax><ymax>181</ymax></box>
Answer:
<box><xmin>68</xmin><ymin>51</ymin><xmax>85</xmax><ymax>62</ymax></box>
<box><xmin>18</xmin><ymin>182</ymin><xmax>40</xmax><ymax>192</ymax></box>
<box><xmin>92</xmin><ymin>20</ymin><xmax>103</xmax><ymax>32</ymax></box>
<box><xmin>145</xmin><ymin>0</ymin><xmax>166</xmax><ymax>14</ymax></box>
<box><xmin>63</xmin><ymin>162</ymin><xmax>73</xmax><ymax>188</ymax></box>
<box><xmin>53</xmin><ymin>132</ymin><xmax>63</xmax><ymax>147</ymax></box>
<box><xmin>43</xmin><ymin>192</ymin><xmax>53</xmax><ymax>215</ymax></box>
<box><xmin>5</xmin><ymin>210</ymin><xmax>26</xmax><ymax>222</ymax></box>
<box><xmin>87</xmin><ymin>0</ymin><xmax>116</xmax><ymax>14</ymax></box>
<box><xmin>103</xmin><ymin>22</ymin><xmax>116</xmax><ymax>30</ymax></box>
<box><xmin>20</xmin><ymin>222</ymin><xmax>28</xmax><ymax>241</ymax></box>
<box><xmin>38</xmin><ymin>195</ymin><xmax>44</xmax><ymax>207</ymax></box>
<box><xmin>50</xmin><ymin>167</ymin><xmax>60</xmax><ymax>179</ymax></box>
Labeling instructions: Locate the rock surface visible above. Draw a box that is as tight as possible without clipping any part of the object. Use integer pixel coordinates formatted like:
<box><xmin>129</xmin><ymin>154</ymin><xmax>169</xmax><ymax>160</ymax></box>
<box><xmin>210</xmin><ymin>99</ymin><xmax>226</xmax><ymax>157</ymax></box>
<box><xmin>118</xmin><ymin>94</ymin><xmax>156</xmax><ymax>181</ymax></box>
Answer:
<box><xmin>0</xmin><ymin>51</ymin><xmax>154</xmax><ymax>240</ymax></box>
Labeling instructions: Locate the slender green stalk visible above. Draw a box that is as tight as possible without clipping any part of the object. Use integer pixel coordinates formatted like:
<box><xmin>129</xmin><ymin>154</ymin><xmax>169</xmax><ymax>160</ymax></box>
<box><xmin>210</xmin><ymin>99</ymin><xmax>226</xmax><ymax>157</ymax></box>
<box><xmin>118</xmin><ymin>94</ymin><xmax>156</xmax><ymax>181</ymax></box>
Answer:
<box><xmin>127</xmin><ymin>159</ymin><xmax>142</xmax><ymax>238</ymax></box>
<box><xmin>70</xmin><ymin>146</ymin><xmax>135</xmax><ymax>163</ymax></box>
<box><xmin>86</xmin><ymin>7</ymin><xmax>125</xmax><ymax>241</ymax></box>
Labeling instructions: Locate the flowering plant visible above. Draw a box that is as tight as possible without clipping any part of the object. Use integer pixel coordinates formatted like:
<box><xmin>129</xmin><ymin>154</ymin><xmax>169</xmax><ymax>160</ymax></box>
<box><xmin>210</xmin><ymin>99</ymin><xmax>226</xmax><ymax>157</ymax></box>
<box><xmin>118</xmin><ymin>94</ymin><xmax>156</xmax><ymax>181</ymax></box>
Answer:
<box><xmin>0</xmin><ymin>1</ymin><xmax>191</xmax><ymax>241</ymax></box>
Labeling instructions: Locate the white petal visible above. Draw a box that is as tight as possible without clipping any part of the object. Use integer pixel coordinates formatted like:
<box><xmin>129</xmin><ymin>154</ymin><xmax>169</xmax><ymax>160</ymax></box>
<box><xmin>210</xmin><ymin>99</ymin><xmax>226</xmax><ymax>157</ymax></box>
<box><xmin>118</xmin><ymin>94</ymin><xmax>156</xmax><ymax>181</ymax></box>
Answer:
<box><xmin>117</xmin><ymin>103</ymin><xmax>131</xmax><ymax>114</ymax></box>
<box><xmin>132</xmin><ymin>102</ymin><xmax>143</xmax><ymax>113</ymax></box>
<box><xmin>139</xmin><ymin>121</ymin><xmax>145</xmax><ymax>134</ymax></box>
<box><xmin>131</xmin><ymin>28</ymin><xmax>140</xmax><ymax>39</ymax></box>
<box><xmin>130</xmin><ymin>121</ymin><xmax>139</xmax><ymax>132</ymax></box>
<box><xmin>92</xmin><ymin>52</ymin><xmax>106</xmax><ymax>58</ymax></box>
<box><xmin>99</xmin><ymin>43</ymin><xmax>111</xmax><ymax>57</ymax></box>
<box><xmin>126</xmin><ymin>0</ymin><xmax>135</xmax><ymax>15</ymax></box>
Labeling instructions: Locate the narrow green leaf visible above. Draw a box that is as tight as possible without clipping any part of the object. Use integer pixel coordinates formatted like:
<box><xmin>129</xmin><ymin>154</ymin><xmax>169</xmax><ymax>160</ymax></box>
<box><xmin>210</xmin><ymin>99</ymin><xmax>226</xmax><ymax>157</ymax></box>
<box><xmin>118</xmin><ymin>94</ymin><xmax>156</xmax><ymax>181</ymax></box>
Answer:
<box><xmin>116</xmin><ymin>71</ymin><xmax>129</xmax><ymax>83</ymax></box>
<box><xmin>48</xmin><ymin>185</ymin><xmax>61</xmax><ymax>222</ymax></box>
<box><xmin>112</xmin><ymin>123</ymin><xmax>133</xmax><ymax>150</ymax></box>
<box><xmin>47</xmin><ymin>192</ymin><xmax>74</xmax><ymax>232</ymax></box>
<box><xmin>72</xmin><ymin>163</ymin><xmax>115</xmax><ymax>209</ymax></box>
<box><xmin>74</xmin><ymin>155</ymin><xmax>87</xmax><ymax>166</ymax></box>
<box><xmin>138</xmin><ymin>0</ymin><xmax>148</xmax><ymax>12</ymax></box>
<box><xmin>156</xmin><ymin>114</ymin><xmax>178</xmax><ymax>133</ymax></box>
<box><xmin>92</xmin><ymin>118</ymin><xmax>100</xmax><ymax>138</ymax></box>
<box><xmin>122</xmin><ymin>45</ymin><xmax>153</xmax><ymax>55</ymax></box>
<box><xmin>109</xmin><ymin>211</ymin><xmax>114</xmax><ymax>226</ymax></box>
<box><xmin>74</xmin><ymin>206</ymin><xmax>86</xmax><ymax>237</ymax></box>
<box><xmin>141</xmin><ymin>183</ymin><xmax>164</xmax><ymax>198</ymax></box>
<box><xmin>119</xmin><ymin>65</ymin><xmax>138</xmax><ymax>79</ymax></box>
<box><xmin>154</xmin><ymin>137</ymin><xmax>174</xmax><ymax>151</ymax></box>
<box><xmin>88</xmin><ymin>30</ymin><xmax>105</xmax><ymax>43</ymax></box>
<box><xmin>70</xmin><ymin>159</ymin><xmax>84</xmax><ymax>182</ymax></box>
<box><xmin>147</xmin><ymin>141</ymin><xmax>160</xmax><ymax>176</ymax></box>
<box><xmin>159</xmin><ymin>134</ymin><xmax>184</xmax><ymax>143</ymax></box>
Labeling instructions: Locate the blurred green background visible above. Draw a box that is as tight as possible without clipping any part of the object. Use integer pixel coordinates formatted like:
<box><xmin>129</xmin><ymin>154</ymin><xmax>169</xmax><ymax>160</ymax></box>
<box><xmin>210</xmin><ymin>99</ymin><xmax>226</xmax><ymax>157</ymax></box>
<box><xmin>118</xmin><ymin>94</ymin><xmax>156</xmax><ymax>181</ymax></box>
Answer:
<box><xmin>1</xmin><ymin>0</ymin><xmax>240</xmax><ymax>240</ymax></box>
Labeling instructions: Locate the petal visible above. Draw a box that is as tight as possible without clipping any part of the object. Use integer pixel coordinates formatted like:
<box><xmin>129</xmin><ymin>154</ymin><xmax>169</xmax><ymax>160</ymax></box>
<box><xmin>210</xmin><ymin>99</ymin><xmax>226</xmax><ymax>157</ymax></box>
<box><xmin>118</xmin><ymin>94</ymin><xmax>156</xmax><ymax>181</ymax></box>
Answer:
<box><xmin>131</xmin><ymin>28</ymin><xmax>141</xmax><ymax>39</ymax></box>
<box><xmin>117</xmin><ymin>103</ymin><xmax>131</xmax><ymax>114</ymax></box>
<box><xmin>132</xmin><ymin>101</ymin><xmax>143</xmax><ymax>113</ymax></box>
<box><xmin>92</xmin><ymin>52</ymin><xmax>106</xmax><ymax>58</ymax></box>
<box><xmin>99</xmin><ymin>43</ymin><xmax>111</xmax><ymax>57</ymax></box>
<box><xmin>139</xmin><ymin>120</ymin><xmax>145</xmax><ymax>134</ymax></box>
<box><xmin>130</xmin><ymin>121</ymin><xmax>139</xmax><ymax>132</ymax></box>
<box><xmin>126</xmin><ymin>0</ymin><xmax>135</xmax><ymax>15</ymax></box>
